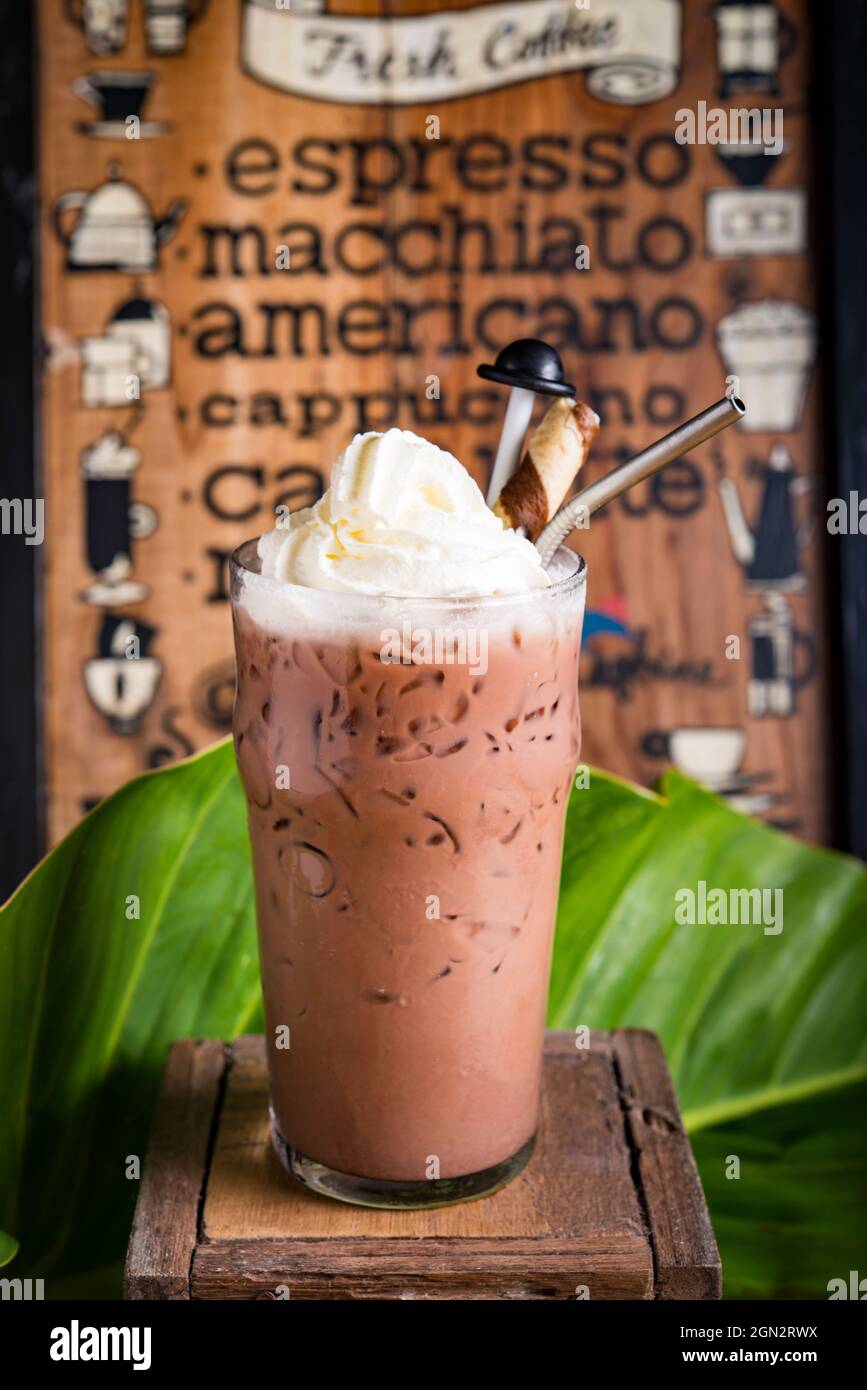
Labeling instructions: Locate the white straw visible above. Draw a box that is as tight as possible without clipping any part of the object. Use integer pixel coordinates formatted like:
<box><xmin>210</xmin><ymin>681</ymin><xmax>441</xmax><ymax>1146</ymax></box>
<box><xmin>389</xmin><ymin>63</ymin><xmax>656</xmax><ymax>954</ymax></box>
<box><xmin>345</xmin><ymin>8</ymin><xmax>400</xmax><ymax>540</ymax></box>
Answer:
<box><xmin>486</xmin><ymin>387</ymin><xmax>535</xmax><ymax>506</ymax></box>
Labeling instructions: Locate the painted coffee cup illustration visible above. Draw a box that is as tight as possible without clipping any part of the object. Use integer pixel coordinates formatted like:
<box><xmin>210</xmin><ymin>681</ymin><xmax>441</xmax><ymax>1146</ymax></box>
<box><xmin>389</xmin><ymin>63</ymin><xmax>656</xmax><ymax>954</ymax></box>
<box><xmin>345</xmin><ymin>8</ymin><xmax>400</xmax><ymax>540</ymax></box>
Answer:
<box><xmin>642</xmin><ymin>727</ymin><xmax>747</xmax><ymax>788</ymax></box>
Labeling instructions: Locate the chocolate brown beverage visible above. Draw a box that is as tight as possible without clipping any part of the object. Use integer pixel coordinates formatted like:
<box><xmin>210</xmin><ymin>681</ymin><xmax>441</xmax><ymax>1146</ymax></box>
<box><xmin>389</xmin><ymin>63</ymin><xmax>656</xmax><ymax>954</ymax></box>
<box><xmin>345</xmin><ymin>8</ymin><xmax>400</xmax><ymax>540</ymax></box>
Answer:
<box><xmin>231</xmin><ymin>427</ymin><xmax>587</xmax><ymax>1206</ymax></box>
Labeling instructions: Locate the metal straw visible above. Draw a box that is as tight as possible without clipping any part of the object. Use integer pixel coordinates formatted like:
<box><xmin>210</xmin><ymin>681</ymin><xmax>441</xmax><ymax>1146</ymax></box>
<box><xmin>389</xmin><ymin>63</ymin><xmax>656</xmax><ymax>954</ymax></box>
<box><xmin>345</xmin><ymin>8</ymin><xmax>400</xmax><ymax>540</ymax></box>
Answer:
<box><xmin>535</xmin><ymin>395</ymin><xmax>746</xmax><ymax>567</ymax></box>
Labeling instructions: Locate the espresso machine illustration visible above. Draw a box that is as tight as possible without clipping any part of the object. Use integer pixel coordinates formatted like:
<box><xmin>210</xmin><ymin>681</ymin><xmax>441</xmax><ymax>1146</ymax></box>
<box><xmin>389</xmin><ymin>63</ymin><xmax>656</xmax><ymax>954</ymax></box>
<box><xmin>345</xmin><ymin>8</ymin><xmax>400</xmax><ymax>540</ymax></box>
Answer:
<box><xmin>717</xmin><ymin>445</ymin><xmax>815</xmax><ymax>591</ymax></box>
<box><xmin>748</xmin><ymin>593</ymin><xmax>815</xmax><ymax>718</ymax></box>
<box><xmin>54</xmin><ymin>164</ymin><xmax>186</xmax><ymax>273</ymax></box>
<box><xmin>84</xmin><ymin>615</ymin><xmax>162</xmax><ymax>734</ymax></box>
<box><xmin>80</xmin><ymin>431</ymin><xmax>158</xmax><ymax>607</ymax></box>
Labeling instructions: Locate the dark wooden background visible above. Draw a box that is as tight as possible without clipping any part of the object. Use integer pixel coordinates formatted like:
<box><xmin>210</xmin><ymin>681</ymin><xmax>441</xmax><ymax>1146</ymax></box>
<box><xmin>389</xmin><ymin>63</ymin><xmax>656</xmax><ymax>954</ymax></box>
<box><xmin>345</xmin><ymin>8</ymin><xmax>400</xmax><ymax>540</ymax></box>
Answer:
<box><xmin>0</xmin><ymin>0</ymin><xmax>39</xmax><ymax>900</ymax></box>
<box><xmin>2</xmin><ymin>0</ymin><xmax>867</xmax><ymax>898</ymax></box>
<box><xmin>826</xmin><ymin>2</ymin><xmax>867</xmax><ymax>860</ymax></box>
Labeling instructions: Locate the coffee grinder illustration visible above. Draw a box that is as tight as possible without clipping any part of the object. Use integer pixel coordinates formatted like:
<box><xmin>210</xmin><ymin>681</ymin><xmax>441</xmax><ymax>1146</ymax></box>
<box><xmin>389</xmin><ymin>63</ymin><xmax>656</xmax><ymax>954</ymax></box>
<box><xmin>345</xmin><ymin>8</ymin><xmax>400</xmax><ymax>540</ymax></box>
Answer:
<box><xmin>713</xmin><ymin>0</ymin><xmax>795</xmax><ymax>97</ymax></box>
<box><xmin>80</xmin><ymin>430</ymin><xmax>158</xmax><ymax>607</ymax></box>
<box><xmin>718</xmin><ymin>444</ymin><xmax>817</xmax><ymax>717</ymax></box>
<box><xmin>84</xmin><ymin>615</ymin><xmax>162</xmax><ymax>733</ymax></box>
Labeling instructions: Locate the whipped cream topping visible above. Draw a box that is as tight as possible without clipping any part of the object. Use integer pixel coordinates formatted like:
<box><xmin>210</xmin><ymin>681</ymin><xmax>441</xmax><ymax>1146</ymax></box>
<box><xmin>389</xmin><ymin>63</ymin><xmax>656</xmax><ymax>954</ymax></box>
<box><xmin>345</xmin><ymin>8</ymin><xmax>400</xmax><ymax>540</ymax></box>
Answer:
<box><xmin>258</xmin><ymin>429</ymin><xmax>550</xmax><ymax>597</ymax></box>
<box><xmin>80</xmin><ymin>430</ymin><xmax>141</xmax><ymax>479</ymax></box>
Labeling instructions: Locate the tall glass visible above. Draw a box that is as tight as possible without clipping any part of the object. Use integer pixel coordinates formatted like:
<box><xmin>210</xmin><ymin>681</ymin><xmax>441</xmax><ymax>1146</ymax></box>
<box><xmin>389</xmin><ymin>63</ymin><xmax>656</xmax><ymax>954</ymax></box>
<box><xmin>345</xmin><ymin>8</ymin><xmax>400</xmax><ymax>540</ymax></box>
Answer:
<box><xmin>231</xmin><ymin>540</ymin><xmax>586</xmax><ymax>1208</ymax></box>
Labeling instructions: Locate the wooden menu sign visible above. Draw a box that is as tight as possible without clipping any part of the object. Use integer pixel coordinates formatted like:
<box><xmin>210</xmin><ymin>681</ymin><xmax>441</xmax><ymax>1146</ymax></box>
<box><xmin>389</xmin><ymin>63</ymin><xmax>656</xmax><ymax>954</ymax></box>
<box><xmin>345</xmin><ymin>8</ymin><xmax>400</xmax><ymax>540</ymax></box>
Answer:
<box><xmin>38</xmin><ymin>0</ymin><xmax>827</xmax><ymax>844</ymax></box>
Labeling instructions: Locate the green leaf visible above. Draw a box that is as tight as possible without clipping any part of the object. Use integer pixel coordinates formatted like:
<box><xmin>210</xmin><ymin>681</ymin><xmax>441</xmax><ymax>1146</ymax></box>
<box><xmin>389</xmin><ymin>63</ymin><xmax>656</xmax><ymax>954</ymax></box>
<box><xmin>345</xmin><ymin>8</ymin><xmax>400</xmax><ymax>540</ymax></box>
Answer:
<box><xmin>550</xmin><ymin>769</ymin><xmax>867</xmax><ymax>1298</ymax></box>
<box><xmin>0</xmin><ymin>739</ymin><xmax>261</xmax><ymax>1292</ymax></box>
<box><xmin>0</xmin><ymin>1230</ymin><xmax>19</xmax><ymax>1267</ymax></box>
<box><xmin>691</xmin><ymin>1084</ymin><xmax>867</xmax><ymax>1299</ymax></box>
<box><xmin>2</xmin><ymin>743</ymin><xmax>864</xmax><ymax>1300</ymax></box>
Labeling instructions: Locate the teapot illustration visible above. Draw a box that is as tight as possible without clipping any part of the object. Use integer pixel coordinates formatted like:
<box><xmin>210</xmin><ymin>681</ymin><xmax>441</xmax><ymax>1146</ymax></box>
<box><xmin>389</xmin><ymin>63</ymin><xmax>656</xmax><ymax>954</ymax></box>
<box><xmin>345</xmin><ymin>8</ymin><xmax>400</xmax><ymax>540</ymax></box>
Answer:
<box><xmin>54</xmin><ymin>164</ymin><xmax>186</xmax><ymax>272</ymax></box>
<box><xmin>717</xmin><ymin>444</ymin><xmax>815</xmax><ymax>591</ymax></box>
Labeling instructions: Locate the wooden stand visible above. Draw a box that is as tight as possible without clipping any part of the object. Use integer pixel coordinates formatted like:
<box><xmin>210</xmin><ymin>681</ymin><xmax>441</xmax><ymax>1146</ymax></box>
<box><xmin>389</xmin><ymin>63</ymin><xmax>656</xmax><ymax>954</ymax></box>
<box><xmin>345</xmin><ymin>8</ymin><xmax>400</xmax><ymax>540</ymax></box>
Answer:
<box><xmin>124</xmin><ymin>1031</ymin><xmax>720</xmax><ymax>1301</ymax></box>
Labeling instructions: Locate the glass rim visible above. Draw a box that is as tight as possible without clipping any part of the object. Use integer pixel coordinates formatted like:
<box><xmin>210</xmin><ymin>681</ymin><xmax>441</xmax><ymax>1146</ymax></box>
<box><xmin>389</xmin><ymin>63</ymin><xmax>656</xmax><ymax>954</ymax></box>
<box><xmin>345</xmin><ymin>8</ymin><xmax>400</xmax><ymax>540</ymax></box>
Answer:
<box><xmin>230</xmin><ymin>537</ymin><xmax>587</xmax><ymax>612</ymax></box>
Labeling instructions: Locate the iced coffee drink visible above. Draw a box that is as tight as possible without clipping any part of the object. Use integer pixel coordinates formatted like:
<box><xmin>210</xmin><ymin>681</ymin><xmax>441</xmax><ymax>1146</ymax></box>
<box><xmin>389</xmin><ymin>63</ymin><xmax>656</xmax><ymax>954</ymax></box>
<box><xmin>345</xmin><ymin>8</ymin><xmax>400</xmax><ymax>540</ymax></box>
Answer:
<box><xmin>231</xmin><ymin>429</ymin><xmax>586</xmax><ymax>1207</ymax></box>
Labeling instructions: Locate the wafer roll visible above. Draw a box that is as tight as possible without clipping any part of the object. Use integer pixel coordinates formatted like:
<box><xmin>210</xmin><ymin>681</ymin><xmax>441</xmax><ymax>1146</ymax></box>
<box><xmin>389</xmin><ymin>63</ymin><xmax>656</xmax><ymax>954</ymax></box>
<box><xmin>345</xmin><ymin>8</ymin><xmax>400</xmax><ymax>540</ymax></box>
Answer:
<box><xmin>493</xmin><ymin>399</ymin><xmax>599</xmax><ymax>541</ymax></box>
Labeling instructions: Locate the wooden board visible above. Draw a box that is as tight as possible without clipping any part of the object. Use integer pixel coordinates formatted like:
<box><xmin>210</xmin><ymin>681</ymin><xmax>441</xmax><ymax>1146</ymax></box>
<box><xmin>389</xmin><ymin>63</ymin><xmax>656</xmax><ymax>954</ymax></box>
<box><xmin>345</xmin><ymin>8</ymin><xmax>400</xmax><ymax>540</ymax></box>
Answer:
<box><xmin>123</xmin><ymin>1037</ymin><xmax>227</xmax><ymax>1300</ymax></box>
<box><xmin>37</xmin><ymin>0</ymin><xmax>829</xmax><ymax>845</ymax></box>
<box><xmin>123</xmin><ymin>1030</ymin><xmax>721</xmax><ymax>1300</ymax></box>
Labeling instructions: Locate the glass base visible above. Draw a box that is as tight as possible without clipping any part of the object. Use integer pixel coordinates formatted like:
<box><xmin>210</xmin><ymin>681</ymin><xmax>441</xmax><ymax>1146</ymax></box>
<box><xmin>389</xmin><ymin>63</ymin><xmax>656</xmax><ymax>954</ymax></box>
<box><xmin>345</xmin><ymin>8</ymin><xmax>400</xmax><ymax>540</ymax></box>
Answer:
<box><xmin>270</xmin><ymin>1113</ymin><xmax>536</xmax><ymax>1210</ymax></box>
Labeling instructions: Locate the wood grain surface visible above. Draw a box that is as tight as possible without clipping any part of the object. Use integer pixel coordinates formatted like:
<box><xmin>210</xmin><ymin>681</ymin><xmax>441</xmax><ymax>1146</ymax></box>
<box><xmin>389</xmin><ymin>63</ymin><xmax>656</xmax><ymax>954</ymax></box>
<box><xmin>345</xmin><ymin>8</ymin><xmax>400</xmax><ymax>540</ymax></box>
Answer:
<box><xmin>123</xmin><ymin>1037</ymin><xmax>227</xmax><ymax>1300</ymax></box>
<box><xmin>37</xmin><ymin>0</ymin><xmax>828</xmax><ymax>846</ymax></box>
<box><xmin>124</xmin><ymin>1029</ymin><xmax>721</xmax><ymax>1300</ymax></box>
